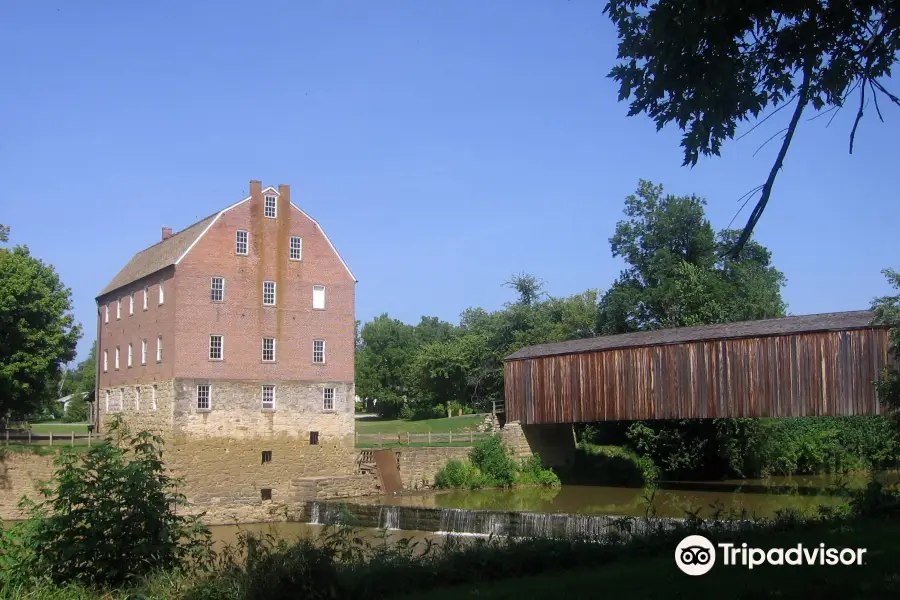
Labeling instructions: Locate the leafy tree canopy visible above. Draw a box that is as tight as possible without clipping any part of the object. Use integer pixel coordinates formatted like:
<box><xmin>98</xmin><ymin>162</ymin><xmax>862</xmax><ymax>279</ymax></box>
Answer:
<box><xmin>598</xmin><ymin>180</ymin><xmax>786</xmax><ymax>334</ymax></box>
<box><xmin>606</xmin><ymin>0</ymin><xmax>900</xmax><ymax>253</ymax></box>
<box><xmin>0</xmin><ymin>244</ymin><xmax>81</xmax><ymax>417</ymax></box>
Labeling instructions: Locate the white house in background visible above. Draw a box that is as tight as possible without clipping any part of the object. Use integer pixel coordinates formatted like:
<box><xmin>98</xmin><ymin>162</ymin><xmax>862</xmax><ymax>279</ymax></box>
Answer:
<box><xmin>56</xmin><ymin>392</ymin><xmax>89</xmax><ymax>411</ymax></box>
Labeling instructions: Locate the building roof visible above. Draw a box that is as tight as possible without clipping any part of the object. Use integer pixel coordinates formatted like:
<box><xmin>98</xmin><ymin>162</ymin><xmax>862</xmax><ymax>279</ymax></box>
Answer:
<box><xmin>97</xmin><ymin>184</ymin><xmax>358</xmax><ymax>299</ymax></box>
<box><xmin>505</xmin><ymin>310</ymin><xmax>878</xmax><ymax>361</ymax></box>
<box><xmin>97</xmin><ymin>213</ymin><xmax>218</xmax><ymax>297</ymax></box>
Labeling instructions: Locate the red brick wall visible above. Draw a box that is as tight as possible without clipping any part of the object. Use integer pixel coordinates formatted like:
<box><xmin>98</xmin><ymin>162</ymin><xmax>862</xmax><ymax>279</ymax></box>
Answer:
<box><xmin>97</xmin><ymin>268</ymin><xmax>177</xmax><ymax>389</ymax></box>
<box><xmin>173</xmin><ymin>183</ymin><xmax>355</xmax><ymax>383</ymax></box>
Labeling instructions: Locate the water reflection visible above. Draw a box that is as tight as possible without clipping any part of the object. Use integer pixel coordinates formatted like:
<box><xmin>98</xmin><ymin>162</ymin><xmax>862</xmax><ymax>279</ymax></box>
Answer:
<box><xmin>358</xmin><ymin>472</ymin><xmax>896</xmax><ymax>520</ymax></box>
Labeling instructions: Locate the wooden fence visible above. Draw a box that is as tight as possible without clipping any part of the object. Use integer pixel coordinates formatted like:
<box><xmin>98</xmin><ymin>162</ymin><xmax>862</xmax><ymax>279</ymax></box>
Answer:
<box><xmin>355</xmin><ymin>430</ymin><xmax>494</xmax><ymax>448</ymax></box>
<box><xmin>2</xmin><ymin>430</ymin><xmax>102</xmax><ymax>447</ymax></box>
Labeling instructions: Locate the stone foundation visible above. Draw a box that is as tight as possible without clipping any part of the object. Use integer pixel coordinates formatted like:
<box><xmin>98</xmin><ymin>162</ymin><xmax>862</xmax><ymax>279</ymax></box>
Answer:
<box><xmin>500</xmin><ymin>421</ymin><xmax>576</xmax><ymax>468</ymax></box>
<box><xmin>0</xmin><ymin>452</ymin><xmax>56</xmax><ymax>520</ymax></box>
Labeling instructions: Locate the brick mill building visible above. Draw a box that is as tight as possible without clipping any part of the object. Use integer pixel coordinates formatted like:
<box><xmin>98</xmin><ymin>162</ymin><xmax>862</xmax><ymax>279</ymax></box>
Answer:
<box><xmin>94</xmin><ymin>180</ymin><xmax>359</xmax><ymax>517</ymax></box>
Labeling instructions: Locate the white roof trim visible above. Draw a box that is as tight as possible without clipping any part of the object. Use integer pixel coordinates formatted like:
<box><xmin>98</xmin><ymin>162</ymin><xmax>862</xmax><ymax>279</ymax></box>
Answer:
<box><xmin>174</xmin><ymin>195</ymin><xmax>252</xmax><ymax>265</ymax></box>
<box><xmin>262</xmin><ymin>186</ymin><xmax>280</xmax><ymax>196</ymax></box>
<box><xmin>290</xmin><ymin>202</ymin><xmax>357</xmax><ymax>282</ymax></box>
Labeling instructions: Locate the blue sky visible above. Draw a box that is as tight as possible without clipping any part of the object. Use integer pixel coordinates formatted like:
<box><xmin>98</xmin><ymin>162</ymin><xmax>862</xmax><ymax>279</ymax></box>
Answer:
<box><xmin>2</xmin><ymin>1</ymin><xmax>898</xmax><ymax>362</ymax></box>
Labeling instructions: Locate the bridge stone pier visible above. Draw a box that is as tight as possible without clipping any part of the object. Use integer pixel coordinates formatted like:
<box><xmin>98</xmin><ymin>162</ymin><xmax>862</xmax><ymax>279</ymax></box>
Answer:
<box><xmin>500</xmin><ymin>421</ymin><xmax>576</xmax><ymax>469</ymax></box>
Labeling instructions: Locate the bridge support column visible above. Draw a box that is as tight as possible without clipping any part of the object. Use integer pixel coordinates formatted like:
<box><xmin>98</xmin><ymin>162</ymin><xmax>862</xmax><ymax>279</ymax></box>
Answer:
<box><xmin>500</xmin><ymin>421</ymin><xmax>576</xmax><ymax>469</ymax></box>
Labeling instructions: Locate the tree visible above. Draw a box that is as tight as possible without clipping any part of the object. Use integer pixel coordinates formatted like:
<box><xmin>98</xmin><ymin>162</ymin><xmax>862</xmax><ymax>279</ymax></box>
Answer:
<box><xmin>872</xmin><ymin>268</ymin><xmax>900</xmax><ymax>419</ymax></box>
<box><xmin>355</xmin><ymin>314</ymin><xmax>421</xmax><ymax>417</ymax></box>
<box><xmin>605</xmin><ymin>1</ymin><xmax>900</xmax><ymax>254</ymax></box>
<box><xmin>0</xmin><ymin>224</ymin><xmax>9</xmax><ymax>243</ymax></box>
<box><xmin>597</xmin><ymin>180</ymin><xmax>786</xmax><ymax>334</ymax></box>
<box><xmin>0</xmin><ymin>244</ymin><xmax>81</xmax><ymax>417</ymax></box>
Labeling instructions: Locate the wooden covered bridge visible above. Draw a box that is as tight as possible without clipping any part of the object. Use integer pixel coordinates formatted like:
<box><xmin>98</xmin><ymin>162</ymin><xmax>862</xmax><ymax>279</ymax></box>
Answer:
<box><xmin>503</xmin><ymin>311</ymin><xmax>891</xmax><ymax>426</ymax></box>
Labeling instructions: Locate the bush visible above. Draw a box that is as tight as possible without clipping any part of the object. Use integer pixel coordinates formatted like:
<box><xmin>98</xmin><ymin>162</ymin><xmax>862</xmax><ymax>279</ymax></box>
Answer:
<box><xmin>62</xmin><ymin>397</ymin><xmax>89</xmax><ymax>423</ymax></box>
<box><xmin>434</xmin><ymin>437</ymin><xmax>558</xmax><ymax>490</ymax></box>
<box><xmin>469</xmin><ymin>435</ymin><xmax>517</xmax><ymax>487</ymax></box>
<box><xmin>0</xmin><ymin>415</ymin><xmax>211</xmax><ymax>589</ymax></box>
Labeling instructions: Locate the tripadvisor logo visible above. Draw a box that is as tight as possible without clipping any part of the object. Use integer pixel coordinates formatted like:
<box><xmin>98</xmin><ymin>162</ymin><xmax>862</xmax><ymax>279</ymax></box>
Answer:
<box><xmin>675</xmin><ymin>535</ymin><xmax>867</xmax><ymax>576</ymax></box>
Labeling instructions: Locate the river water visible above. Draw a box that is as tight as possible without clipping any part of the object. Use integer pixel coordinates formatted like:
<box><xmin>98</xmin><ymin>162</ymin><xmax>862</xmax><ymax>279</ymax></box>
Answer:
<box><xmin>340</xmin><ymin>471</ymin><xmax>899</xmax><ymax>520</ymax></box>
<box><xmin>204</xmin><ymin>471</ymin><xmax>896</xmax><ymax>544</ymax></box>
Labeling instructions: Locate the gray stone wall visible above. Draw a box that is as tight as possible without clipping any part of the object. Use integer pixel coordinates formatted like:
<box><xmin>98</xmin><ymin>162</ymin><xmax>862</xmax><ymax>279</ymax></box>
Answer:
<box><xmin>171</xmin><ymin>379</ymin><xmax>354</xmax><ymax>443</ymax></box>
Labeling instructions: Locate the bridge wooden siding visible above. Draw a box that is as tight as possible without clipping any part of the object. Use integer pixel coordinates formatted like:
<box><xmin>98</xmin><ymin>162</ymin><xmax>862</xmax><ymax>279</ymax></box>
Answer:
<box><xmin>503</xmin><ymin>311</ymin><xmax>891</xmax><ymax>425</ymax></box>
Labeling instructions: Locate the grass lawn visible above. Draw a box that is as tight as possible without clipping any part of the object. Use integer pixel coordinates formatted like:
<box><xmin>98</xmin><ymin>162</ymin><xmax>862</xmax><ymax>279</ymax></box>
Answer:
<box><xmin>398</xmin><ymin>519</ymin><xmax>900</xmax><ymax>600</ymax></box>
<box><xmin>356</xmin><ymin>440</ymin><xmax>480</xmax><ymax>449</ymax></box>
<box><xmin>29</xmin><ymin>422</ymin><xmax>90</xmax><ymax>434</ymax></box>
<box><xmin>355</xmin><ymin>415</ymin><xmax>484</xmax><ymax>435</ymax></box>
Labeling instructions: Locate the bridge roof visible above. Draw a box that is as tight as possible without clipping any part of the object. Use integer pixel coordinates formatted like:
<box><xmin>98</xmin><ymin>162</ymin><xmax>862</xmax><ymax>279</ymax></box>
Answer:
<box><xmin>505</xmin><ymin>310</ymin><xmax>877</xmax><ymax>361</ymax></box>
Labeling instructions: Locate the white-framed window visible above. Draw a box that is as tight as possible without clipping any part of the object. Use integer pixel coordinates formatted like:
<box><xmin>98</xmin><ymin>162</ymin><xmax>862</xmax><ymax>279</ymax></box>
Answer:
<box><xmin>141</xmin><ymin>339</ymin><xmax>147</xmax><ymax>365</ymax></box>
<box><xmin>211</xmin><ymin>277</ymin><xmax>225</xmax><ymax>302</ymax></box>
<box><xmin>209</xmin><ymin>335</ymin><xmax>223</xmax><ymax>360</ymax></box>
<box><xmin>159</xmin><ymin>279</ymin><xmax>165</xmax><ymax>304</ymax></box>
<box><xmin>236</xmin><ymin>230</ymin><xmax>249</xmax><ymax>255</ymax></box>
<box><xmin>289</xmin><ymin>236</ymin><xmax>302</xmax><ymax>260</ymax></box>
<box><xmin>118</xmin><ymin>389</ymin><xmax>124</xmax><ymax>412</ymax></box>
<box><xmin>197</xmin><ymin>384</ymin><xmax>211</xmax><ymax>410</ymax></box>
<box><xmin>313</xmin><ymin>339</ymin><xmax>325</xmax><ymax>364</ymax></box>
<box><xmin>264</xmin><ymin>195</ymin><xmax>277</xmax><ymax>218</ymax></box>
<box><xmin>127</xmin><ymin>343</ymin><xmax>133</xmax><ymax>368</ymax></box>
<box><xmin>313</xmin><ymin>285</ymin><xmax>326</xmax><ymax>310</ymax></box>
<box><xmin>323</xmin><ymin>388</ymin><xmax>334</xmax><ymax>411</ymax></box>
<box><xmin>262</xmin><ymin>281</ymin><xmax>276</xmax><ymax>306</ymax></box>
<box><xmin>129</xmin><ymin>293</ymin><xmax>134</xmax><ymax>315</ymax></box>
<box><xmin>151</xmin><ymin>385</ymin><xmax>157</xmax><ymax>410</ymax></box>
<box><xmin>116</xmin><ymin>299</ymin><xmax>121</xmax><ymax>320</ymax></box>
<box><xmin>104</xmin><ymin>305</ymin><xmax>109</xmax><ymax>323</ymax></box>
<box><xmin>115</xmin><ymin>346</ymin><xmax>120</xmax><ymax>370</ymax></box>
<box><xmin>261</xmin><ymin>385</ymin><xmax>275</xmax><ymax>410</ymax></box>
<box><xmin>105</xmin><ymin>390</ymin><xmax>110</xmax><ymax>412</ymax></box>
<box><xmin>143</xmin><ymin>286</ymin><xmax>149</xmax><ymax>310</ymax></box>
<box><xmin>103</xmin><ymin>349</ymin><xmax>108</xmax><ymax>372</ymax></box>
<box><xmin>262</xmin><ymin>337</ymin><xmax>275</xmax><ymax>362</ymax></box>
<box><xmin>157</xmin><ymin>335</ymin><xmax>163</xmax><ymax>362</ymax></box>
<box><xmin>135</xmin><ymin>386</ymin><xmax>141</xmax><ymax>410</ymax></box>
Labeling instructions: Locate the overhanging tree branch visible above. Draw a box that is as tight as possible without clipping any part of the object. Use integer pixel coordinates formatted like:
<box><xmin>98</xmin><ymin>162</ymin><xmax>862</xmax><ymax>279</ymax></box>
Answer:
<box><xmin>731</xmin><ymin>63</ymin><xmax>813</xmax><ymax>257</ymax></box>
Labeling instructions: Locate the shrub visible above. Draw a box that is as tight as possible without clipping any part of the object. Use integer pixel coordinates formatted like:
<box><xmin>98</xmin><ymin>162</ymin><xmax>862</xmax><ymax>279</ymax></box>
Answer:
<box><xmin>434</xmin><ymin>438</ymin><xmax>558</xmax><ymax>489</ymax></box>
<box><xmin>515</xmin><ymin>455</ymin><xmax>561</xmax><ymax>487</ymax></box>
<box><xmin>0</xmin><ymin>415</ymin><xmax>212</xmax><ymax>589</ymax></box>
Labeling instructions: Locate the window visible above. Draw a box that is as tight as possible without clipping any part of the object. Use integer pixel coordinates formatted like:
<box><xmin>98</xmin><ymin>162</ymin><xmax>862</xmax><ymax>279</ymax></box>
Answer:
<box><xmin>262</xmin><ymin>337</ymin><xmax>275</xmax><ymax>362</ymax></box>
<box><xmin>159</xmin><ymin>279</ymin><xmax>164</xmax><ymax>304</ymax></box>
<box><xmin>289</xmin><ymin>236</ymin><xmax>302</xmax><ymax>260</ymax></box>
<box><xmin>261</xmin><ymin>450</ymin><xmax>272</xmax><ymax>464</ymax></box>
<box><xmin>141</xmin><ymin>339</ymin><xmax>147</xmax><ymax>365</ymax></box>
<box><xmin>115</xmin><ymin>346</ymin><xmax>120</xmax><ymax>370</ymax></box>
<box><xmin>313</xmin><ymin>339</ymin><xmax>325</xmax><ymax>364</ymax></box>
<box><xmin>129</xmin><ymin>293</ymin><xmax>134</xmax><ymax>315</ymax></box>
<box><xmin>151</xmin><ymin>385</ymin><xmax>158</xmax><ymax>410</ymax></box>
<box><xmin>103</xmin><ymin>349</ymin><xmax>108</xmax><ymax>372</ymax></box>
<box><xmin>261</xmin><ymin>385</ymin><xmax>275</xmax><ymax>410</ymax></box>
<box><xmin>323</xmin><ymin>388</ymin><xmax>334</xmax><ymax>411</ymax></box>
<box><xmin>264</xmin><ymin>195</ymin><xmax>277</xmax><ymax>218</ymax></box>
<box><xmin>135</xmin><ymin>387</ymin><xmax>141</xmax><ymax>410</ymax></box>
<box><xmin>127</xmin><ymin>343</ymin><xmax>133</xmax><ymax>368</ymax></box>
<box><xmin>143</xmin><ymin>286</ymin><xmax>149</xmax><ymax>310</ymax></box>
<box><xmin>196</xmin><ymin>384</ymin><xmax>211</xmax><ymax>410</ymax></box>
<box><xmin>211</xmin><ymin>277</ymin><xmax>225</xmax><ymax>302</ymax></box>
<box><xmin>313</xmin><ymin>285</ymin><xmax>326</xmax><ymax>309</ymax></box>
<box><xmin>110</xmin><ymin>389</ymin><xmax>123</xmax><ymax>413</ymax></box>
<box><xmin>157</xmin><ymin>335</ymin><xmax>163</xmax><ymax>362</ymax></box>
<box><xmin>309</xmin><ymin>431</ymin><xmax>319</xmax><ymax>445</ymax></box>
<box><xmin>104</xmin><ymin>305</ymin><xmax>109</xmax><ymax>323</ymax></box>
<box><xmin>105</xmin><ymin>390</ymin><xmax>110</xmax><ymax>412</ymax></box>
<box><xmin>236</xmin><ymin>230</ymin><xmax>249</xmax><ymax>255</ymax></box>
<box><xmin>261</xmin><ymin>488</ymin><xmax>273</xmax><ymax>501</ymax></box>
<box><xmin>262</xmin><ymin>281</ymin><xmax>276</xmax><ymax>306</ymax></box>
<box><xmin>209</xmin><ymin>335</ymin><xmax>223</xmax><ymax>360</ymax></box>
<box><xmin>116</xmin><ymin>299</ymin><xmax>121</xmax><ymax>320</ymax></box>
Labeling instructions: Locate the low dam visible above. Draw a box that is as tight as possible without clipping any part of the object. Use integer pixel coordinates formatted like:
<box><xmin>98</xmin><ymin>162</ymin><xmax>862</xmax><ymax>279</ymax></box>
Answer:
<box><xmin>303</xmin><ymin>500</ymin><xmax>680</xmax><ymax>538</ymax></box>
